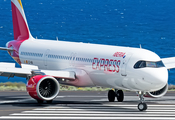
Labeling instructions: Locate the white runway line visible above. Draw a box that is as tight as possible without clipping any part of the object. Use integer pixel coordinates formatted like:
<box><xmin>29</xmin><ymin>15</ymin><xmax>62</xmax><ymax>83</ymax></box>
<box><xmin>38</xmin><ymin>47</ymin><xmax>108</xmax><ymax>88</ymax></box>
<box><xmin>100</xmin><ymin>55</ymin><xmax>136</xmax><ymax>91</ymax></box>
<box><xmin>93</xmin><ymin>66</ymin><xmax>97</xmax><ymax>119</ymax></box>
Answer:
<box><xmin>104</xmin><ymin>104</ymin><xmax>175</xmax><ymax>107</ymax></box>
<box><xmin>44</xmin><ymin>103</ymin><xmax>175</xmax><ymax>109</ymax></box>
<box><xmin>45</xmin><ymin>104</ymin><xmax>139</xmax><ymax>107</ymax></box>
<box><xmin>22</xmin><ymin>111</ymin><xmax>175</xmax><ymax>114</ymax></box>
<box><xmin>1</xmin><ymin>103</ymin><xmax>175</xmax><ymax>119</ymax></box>
<box><xmin>1</xmin><ymin>116</ymin><xmax>175</xmax><ymax>119</ymax></box>
<box><xmin>10</xmin><ymin>113</ymin><xmax>175</xmax><ymax>117</ymax></box>
<box><xmin>56</xmin><ymin>96</ymin><xmax>65</xmax><ymax>98</ymax></box>
<box><xmin>0</xmin><ymin>99</ymin><xmax>32</xmax><ymax>104</ymax></box>
<box><xmin>59</xmin><ymin>95</ymin><xmax>106</xmax><ymax>98</ymax></box>
<box><xmin>33</xmin><ymin>108</ymin><xmax>136</xmax><ymax>111</ymax></box>
<box><xmin>44</xmin><ymin>105</ymin><xmax>175</xmax><ymax>108</ymax></box>
<box><xmin>22</xmin><ymin>111</ymin><xmax>132</xmax><ymax>113</ymax></box>
<box><xmin>33</xmin><ymin>108</ymin><xmax>175</xmax><ymax>111</ymax></box>
<box><xmin>46</xmin><ymin>104</ymin><xmax>175</xmax><ymax>107</ymax></box>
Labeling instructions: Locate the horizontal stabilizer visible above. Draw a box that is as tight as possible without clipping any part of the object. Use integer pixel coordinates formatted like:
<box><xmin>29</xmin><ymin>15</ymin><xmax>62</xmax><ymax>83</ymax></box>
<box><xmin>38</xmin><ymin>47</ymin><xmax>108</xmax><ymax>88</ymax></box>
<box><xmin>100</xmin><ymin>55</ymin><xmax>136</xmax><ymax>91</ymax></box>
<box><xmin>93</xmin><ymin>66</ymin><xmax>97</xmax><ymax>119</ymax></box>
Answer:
<box><xmin>0</xmin><ymin>47</ymin><xmax>13</xmax><ymax>51</ymax></box>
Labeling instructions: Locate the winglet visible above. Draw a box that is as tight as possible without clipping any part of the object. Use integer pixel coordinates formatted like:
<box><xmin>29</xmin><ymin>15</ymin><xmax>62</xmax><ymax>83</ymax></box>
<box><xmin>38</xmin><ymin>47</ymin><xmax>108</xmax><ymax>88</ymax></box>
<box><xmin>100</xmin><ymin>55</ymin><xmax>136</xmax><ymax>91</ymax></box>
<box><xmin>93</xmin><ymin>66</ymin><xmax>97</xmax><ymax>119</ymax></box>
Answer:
<box><xmin>11</xmin><ymin>0</ymin><xmax>33</xmax><ymax>41</ymax></box>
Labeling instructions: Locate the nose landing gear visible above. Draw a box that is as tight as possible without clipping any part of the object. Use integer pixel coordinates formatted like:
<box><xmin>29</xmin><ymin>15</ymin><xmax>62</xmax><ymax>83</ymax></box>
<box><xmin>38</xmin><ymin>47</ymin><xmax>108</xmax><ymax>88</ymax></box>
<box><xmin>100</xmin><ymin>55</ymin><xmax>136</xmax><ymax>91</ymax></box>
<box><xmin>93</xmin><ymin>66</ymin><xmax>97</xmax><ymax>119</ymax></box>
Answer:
<box><xmin>108</xmin><ymin>89</ymin><xmax>124</xmax><ymax>102</ymax></box>
<box><xmin>138</xmin><ymin>91</ymin><xmax>147</xmax><ymax>111</ymax></box>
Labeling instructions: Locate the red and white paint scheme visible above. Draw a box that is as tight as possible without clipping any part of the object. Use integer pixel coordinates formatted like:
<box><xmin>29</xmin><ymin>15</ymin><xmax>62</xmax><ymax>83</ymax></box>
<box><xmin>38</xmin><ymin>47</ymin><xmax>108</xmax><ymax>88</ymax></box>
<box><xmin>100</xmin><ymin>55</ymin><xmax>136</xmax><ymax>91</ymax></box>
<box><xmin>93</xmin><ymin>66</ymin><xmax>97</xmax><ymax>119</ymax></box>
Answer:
<box><xmin>0</xmin><ymin>0</ymin><xmax>175</xmax><ymax>111</ymax></box>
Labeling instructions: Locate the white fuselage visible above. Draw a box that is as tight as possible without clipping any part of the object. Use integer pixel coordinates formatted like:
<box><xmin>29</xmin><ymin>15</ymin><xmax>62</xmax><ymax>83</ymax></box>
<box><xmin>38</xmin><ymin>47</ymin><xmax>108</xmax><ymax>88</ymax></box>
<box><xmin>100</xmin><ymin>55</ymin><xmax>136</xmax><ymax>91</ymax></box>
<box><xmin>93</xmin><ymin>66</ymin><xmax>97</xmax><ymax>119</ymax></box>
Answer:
<box><xmin>11</xmin><ymin>38</ymin><xmax>168</xmax><ymax>92</ymax></box>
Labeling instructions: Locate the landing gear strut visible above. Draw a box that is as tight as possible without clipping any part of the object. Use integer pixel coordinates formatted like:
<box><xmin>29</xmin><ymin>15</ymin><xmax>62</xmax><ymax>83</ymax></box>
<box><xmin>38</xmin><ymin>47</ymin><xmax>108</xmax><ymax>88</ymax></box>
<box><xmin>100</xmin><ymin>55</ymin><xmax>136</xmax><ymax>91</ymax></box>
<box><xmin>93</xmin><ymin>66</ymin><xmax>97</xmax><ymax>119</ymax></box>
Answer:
<box><xmin>138</xmin><ymin>91</ymin><xmax>147</xmax><ymax>111</ymax></box>
<box><xmin>108</xmin><ymin>89</ymin><xmax>124</xmax><ymax>102</ymax></box>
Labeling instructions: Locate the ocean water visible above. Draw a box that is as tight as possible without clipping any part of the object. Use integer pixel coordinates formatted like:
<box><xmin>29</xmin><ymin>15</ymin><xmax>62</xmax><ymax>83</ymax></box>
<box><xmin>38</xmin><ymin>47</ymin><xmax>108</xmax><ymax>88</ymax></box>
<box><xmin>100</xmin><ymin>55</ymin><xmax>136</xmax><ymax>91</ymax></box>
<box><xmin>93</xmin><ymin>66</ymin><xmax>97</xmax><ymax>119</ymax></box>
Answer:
<box><xmin>0</xmin><ymin>0</ymin><xmax>175</xmax><ymax>84</ymax></box>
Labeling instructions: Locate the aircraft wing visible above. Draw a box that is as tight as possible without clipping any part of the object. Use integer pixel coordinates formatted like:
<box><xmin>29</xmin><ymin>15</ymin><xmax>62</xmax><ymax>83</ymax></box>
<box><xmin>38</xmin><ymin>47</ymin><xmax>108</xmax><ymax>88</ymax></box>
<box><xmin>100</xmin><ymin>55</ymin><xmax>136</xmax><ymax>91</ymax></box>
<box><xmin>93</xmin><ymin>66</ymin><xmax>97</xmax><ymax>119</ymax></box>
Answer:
<box><xmin>0</xmin><ymin>62</ymin><xmax>75</xmax><ymax>79</ymax></box>
<box><xmin>162</xmin><ymin>57</ymin><xmax>175</xmax><ymax>69</ymax></box>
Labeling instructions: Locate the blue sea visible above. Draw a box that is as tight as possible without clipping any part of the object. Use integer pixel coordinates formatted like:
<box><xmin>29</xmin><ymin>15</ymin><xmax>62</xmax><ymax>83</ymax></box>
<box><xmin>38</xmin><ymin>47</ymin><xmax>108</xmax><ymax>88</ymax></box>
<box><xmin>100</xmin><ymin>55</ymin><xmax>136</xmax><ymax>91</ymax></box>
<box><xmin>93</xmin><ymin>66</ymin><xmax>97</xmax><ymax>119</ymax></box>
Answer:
<box><xmin>0</xmin><ymin>0</ymin><xmax>175</xmax><ymax>84</ymax></box>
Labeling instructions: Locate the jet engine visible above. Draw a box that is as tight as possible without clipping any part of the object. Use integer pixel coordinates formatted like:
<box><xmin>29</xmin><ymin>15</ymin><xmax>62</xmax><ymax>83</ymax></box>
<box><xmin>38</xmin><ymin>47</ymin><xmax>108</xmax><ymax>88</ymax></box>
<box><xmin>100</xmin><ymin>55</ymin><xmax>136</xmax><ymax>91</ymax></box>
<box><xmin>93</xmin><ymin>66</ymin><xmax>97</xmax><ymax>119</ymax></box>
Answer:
<box><xmin>26</xmin><ymin>75</ymin><xmax>60</xmax><ymax>101</ymax></box>
<box><xmin>145</xmin><ymin>83</ymin><xmax>168</xmax><ymax>98</ymax></box>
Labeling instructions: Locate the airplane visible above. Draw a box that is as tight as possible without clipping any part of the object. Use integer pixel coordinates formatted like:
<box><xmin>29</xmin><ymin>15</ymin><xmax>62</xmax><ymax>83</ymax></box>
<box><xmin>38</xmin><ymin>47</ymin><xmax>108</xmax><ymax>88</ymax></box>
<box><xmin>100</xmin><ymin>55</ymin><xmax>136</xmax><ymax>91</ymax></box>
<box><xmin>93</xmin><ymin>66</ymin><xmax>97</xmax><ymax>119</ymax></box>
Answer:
<box><xmin>0</xmin><ymin>0</ymin><xmax>175</xmax><ymax>111</ymax></box>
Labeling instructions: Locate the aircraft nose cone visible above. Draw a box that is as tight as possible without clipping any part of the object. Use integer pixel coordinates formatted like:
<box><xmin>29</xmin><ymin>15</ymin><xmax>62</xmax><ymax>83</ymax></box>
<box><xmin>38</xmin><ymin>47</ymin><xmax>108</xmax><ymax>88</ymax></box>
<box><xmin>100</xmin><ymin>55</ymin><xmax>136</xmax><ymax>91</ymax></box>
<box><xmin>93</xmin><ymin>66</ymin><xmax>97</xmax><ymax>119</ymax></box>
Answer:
<box><xmin>153</xmin><ymin>67</ymin><xmax>168</xmax><ymax>90</ymax></box>
<box><xmin>138</xmin><ymin>67</ymin><xmax>168</xmax><ymax>91</ymax></box>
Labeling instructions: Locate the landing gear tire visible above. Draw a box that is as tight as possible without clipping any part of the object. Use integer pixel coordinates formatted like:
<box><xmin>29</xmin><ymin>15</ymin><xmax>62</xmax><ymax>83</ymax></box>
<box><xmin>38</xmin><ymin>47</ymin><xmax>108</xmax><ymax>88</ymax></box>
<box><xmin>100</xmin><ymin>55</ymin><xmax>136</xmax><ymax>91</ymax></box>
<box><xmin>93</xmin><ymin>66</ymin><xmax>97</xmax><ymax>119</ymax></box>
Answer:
<box><xmin>108</xmin><ymin>90</ymin><xmax>115</xmax><ymax>102</ymax></box>
<box><xmin>138</xmin><ymin>103</ymin><xmax>147</xmax><ymax>111</ymax></box>
<box><xmin>116</xmin><ymin>90</ymin><xmax>124</xmax><ymax>102</ymax></box>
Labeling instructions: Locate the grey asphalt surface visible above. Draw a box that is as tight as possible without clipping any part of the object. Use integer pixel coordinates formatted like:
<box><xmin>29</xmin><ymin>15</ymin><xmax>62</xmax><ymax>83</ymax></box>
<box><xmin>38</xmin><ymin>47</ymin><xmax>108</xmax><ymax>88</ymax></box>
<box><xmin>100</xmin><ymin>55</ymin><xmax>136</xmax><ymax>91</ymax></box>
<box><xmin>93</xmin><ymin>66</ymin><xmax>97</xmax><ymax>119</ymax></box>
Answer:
<box><xmin>0</xmin><ymin>91</ymin><xmax>175</xmax><ymax>119</ymax></box>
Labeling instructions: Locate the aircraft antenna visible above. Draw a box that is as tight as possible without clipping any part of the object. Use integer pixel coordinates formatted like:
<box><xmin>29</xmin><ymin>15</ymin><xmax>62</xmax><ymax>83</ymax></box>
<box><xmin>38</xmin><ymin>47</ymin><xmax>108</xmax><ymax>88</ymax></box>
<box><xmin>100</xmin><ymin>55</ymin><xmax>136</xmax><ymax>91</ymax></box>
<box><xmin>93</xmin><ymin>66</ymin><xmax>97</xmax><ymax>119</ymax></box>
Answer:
<box><xmin>140</xmin><ymin>44</ymin><xmax>142</xmax><ymax>49</ymax></box>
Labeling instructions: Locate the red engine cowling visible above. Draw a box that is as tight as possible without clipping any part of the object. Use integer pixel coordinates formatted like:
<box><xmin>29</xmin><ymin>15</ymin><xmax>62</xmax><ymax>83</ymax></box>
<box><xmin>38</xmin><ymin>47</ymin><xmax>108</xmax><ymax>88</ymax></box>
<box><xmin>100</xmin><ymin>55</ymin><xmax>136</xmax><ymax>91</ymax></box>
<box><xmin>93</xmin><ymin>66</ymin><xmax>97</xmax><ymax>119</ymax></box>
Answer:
<box><xmin>145</xmin><ymin>83</ymin><xmax>168</xmax><ymax>98</ymax></box>
<box><xmin>26</xmin><ymin>75</ymin><xmax>60</xmax><ymax>101</ymax></box>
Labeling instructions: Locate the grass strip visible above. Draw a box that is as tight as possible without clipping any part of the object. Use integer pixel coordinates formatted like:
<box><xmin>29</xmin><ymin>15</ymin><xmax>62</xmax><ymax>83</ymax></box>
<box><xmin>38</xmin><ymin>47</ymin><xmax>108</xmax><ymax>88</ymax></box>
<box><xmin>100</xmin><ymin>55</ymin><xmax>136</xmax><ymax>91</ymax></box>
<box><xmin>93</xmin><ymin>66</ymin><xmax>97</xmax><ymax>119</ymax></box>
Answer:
<box><xmin>0</xmin><ymin>82</ymin><xmax>175</xmax><ymax>91</ymax></box>
<box><xmin>0</xmin><ymin>82</ymin><xmax>110</xmax><ymax>91</ymax></box>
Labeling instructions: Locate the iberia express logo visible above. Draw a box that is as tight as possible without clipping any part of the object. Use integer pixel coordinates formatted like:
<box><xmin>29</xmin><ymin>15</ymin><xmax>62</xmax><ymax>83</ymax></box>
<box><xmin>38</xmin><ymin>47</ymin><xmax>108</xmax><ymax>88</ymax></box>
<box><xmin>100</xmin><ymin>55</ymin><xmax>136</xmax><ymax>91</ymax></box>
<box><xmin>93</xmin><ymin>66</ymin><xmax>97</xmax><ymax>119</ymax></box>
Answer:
<box><xmin>113</xmin><ymin>52</ymin><xmax>126</xmax><ymax>58</ymax></box>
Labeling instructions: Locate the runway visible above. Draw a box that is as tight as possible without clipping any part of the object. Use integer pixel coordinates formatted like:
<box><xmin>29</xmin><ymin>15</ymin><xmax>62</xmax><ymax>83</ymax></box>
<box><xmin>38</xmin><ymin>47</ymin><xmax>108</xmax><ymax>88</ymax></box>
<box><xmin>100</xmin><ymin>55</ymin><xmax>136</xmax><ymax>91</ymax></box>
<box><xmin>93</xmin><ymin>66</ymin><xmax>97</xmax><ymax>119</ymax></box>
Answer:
<box><xmin>0</xmin><ymin>91</ymin><xmax>175</xmax><ymax>120</ymax></box>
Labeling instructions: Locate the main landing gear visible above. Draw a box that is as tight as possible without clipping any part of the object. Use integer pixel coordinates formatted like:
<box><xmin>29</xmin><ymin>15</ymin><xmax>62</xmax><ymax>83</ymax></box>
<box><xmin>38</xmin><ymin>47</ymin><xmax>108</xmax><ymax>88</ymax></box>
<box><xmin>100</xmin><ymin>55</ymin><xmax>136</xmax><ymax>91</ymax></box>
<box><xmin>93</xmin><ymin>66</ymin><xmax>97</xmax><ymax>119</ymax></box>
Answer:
<box><xmin>108</xmin><ymin>89</ymin><xmax>124</xmax><ymax>102</ymax></box>
<box><xmin>138</xmin><ymin>91</ymin><xmax>147</xmax><ymax>111</ymax></box>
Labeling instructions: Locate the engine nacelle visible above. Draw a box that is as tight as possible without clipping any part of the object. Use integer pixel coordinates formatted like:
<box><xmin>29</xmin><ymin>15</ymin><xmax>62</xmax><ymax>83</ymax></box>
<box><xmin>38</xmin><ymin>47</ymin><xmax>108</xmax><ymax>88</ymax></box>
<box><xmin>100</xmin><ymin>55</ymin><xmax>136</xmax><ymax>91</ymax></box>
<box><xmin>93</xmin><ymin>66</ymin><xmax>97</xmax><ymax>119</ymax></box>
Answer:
<box><xmin>26</xmin><ymin>75</ymin><xmax>60</xmax><ymax>101</ymax></box>
<box><xmin>145</xmin><ymin>83</ymin><xmax>168</xmax><ymax>98</ymax></box>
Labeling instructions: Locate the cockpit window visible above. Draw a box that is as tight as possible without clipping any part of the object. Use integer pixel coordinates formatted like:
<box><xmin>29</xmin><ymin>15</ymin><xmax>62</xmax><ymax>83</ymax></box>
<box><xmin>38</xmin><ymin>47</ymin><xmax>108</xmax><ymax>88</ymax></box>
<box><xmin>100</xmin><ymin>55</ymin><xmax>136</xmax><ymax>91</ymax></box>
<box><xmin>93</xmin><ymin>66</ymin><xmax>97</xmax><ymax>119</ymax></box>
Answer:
<box><xmin>146</xmin><ymin>62</ymin><xmax>156</xmax><ymax>67</ymax></box>
<box><xmin>134</xmin><ymin>60</ymin><xmax>165</xmax><ymax>69</ymax></box>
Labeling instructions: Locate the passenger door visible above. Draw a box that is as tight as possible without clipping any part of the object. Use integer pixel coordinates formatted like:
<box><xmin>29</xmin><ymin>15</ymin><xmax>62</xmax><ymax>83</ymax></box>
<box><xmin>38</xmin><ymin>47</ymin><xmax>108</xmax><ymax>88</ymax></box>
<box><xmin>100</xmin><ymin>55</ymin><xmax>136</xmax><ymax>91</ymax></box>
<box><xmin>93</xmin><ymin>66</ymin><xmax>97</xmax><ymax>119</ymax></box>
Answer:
<box><xmin>121</xmin><ymin>54</ymin><xmax>132</xmax><ymax>76</ymax></box>
<box><xmin>44</xmin><ymin>49</ymin><xmax>50</xmax><ymax>69</ymax></box>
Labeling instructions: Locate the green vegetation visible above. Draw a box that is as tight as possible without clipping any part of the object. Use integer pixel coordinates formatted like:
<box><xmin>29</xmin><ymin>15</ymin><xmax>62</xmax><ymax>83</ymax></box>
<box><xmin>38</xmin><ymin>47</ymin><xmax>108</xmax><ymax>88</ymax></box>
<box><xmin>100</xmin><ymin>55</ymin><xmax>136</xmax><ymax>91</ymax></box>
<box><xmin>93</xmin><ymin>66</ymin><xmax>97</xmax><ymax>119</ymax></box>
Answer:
<box><xmin>0</xmin><ymin>82</ymin><xmax>26</xmax><ymax>91</ymax></box>
<box><xmin>0</xmin><ymin>82</ymin><xmax>110</xmax><ymax>91</ymax></box>
<box><xmin>168</xmin><ymin>84</ymin><xmax>175</xmax><ymax>91</ymax></box>
<box><xmin>60</xmin><ymin>85</ymin><xmax>111</xmax><ymax>91</ymax></box>
<box><xmin>0</xmin><ymin>82</ymin><xmax>175</xmax><ymax>91</ymax></box>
